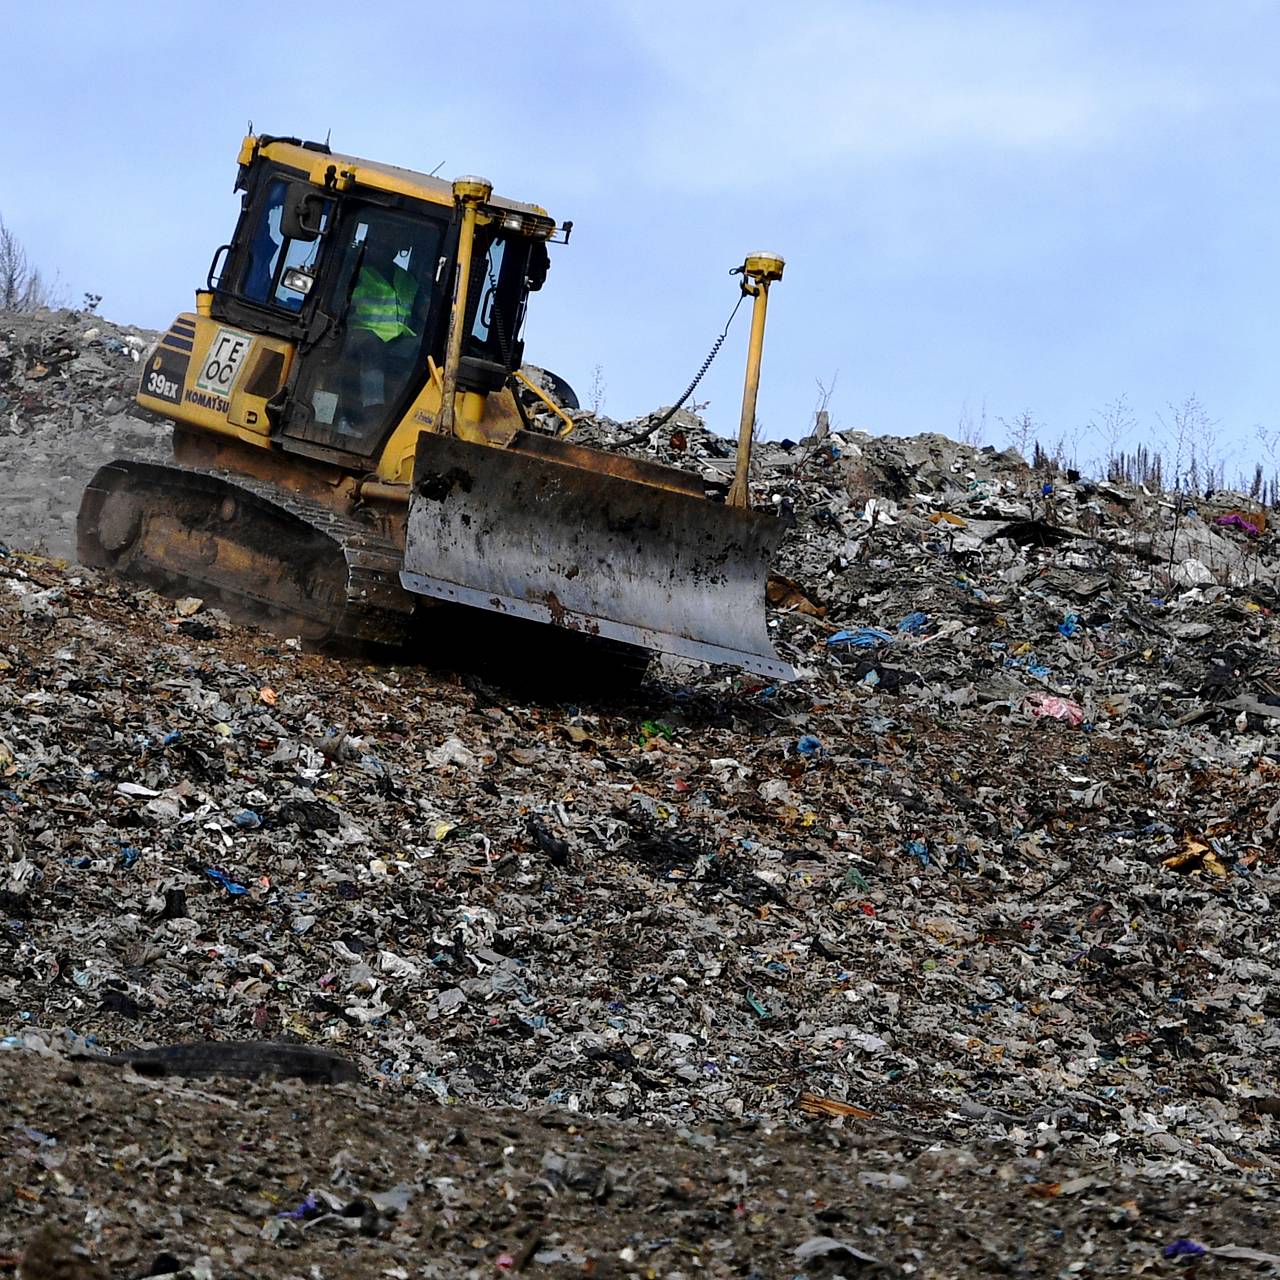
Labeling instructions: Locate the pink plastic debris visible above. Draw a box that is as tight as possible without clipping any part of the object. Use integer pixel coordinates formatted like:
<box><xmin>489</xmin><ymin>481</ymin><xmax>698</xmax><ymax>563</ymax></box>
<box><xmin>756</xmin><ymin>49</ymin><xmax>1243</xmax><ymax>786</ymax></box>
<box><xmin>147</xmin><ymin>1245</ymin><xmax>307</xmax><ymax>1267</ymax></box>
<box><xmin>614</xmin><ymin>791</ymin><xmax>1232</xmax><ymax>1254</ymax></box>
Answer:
<box><xmin>1024</xmin><ymin>692</ymin><xmax>1085</xmax><ymax>725</ymax></box>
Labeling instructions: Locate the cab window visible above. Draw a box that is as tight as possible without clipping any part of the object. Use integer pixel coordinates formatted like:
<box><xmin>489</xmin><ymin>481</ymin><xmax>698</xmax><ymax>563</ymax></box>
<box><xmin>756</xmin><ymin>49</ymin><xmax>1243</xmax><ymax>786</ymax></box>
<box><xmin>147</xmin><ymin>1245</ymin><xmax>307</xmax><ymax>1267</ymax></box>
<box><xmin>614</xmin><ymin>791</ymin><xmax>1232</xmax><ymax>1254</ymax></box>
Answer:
<box><xmin>466</xmin><ymin>234</ymin><xmax>531</xmax><ymax>369</ymax></box>
<box><xmin>238</xmin><ymin>178</ymin><xmax>331</xmax><ymax>313</ymax></box>
<box><xmin>285</xmin><ymin>205</ymin><xmax>446</xmax><ymax>455</ymax></box>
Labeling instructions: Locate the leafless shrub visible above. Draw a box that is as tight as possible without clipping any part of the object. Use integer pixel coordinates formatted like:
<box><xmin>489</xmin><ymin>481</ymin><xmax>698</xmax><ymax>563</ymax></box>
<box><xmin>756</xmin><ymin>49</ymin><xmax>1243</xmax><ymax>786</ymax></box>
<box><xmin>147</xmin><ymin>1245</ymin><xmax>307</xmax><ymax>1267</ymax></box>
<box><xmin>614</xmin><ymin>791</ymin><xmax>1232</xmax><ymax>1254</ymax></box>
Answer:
<box><xmin>0</xmin><ymin>213</ymin><xmax>57</xmax><ymax>312</ymax></box>
<box><xmin>1254</xmin><ymin>424</ymin><xmax>1280</xmax><ymax>509</ymax></box>
<box><xmin>957</xmin><ymin>398</ymin><xmax>988</xmax><ymax>447</ymax></box>
<box><xmin>1158</xmin><ymin>394</ymin><xmax>1224</xmax><ymax>497</ymax></box>
<box><xmin>814</xmin><ymin>372</ymin><xmax>838</xmax><ymax>422</ymax></box>
<box><xmin>995</xmin><ymin>394</ymin><xmax>1279</xmax><ymax>517</ymax></box>
<box><xmin>1087</xmin><ymin>394</ymin><xmax>1138</xmax><ymax>478</ymax></box>
<box><xmin>1052</xmin><ymin>431</ymin><xmax>1079</xmax><ymax>472</ymax></box>
<box><xmin>1156</xmin><ymin>396</ymin><xmax>1207</xmax><ymax>586</ymax></box>
<box><xmin>1030</xmin><ymin>432</ymin><xmax>1081</xmax><ymax>478</ymax></box>
<box><xmin>588</xmin><ymin>363</ymin><xmax>607</xmax><ymax>417</ymax></box>
<box><xmin>1000</xmin><ymin>409</ymin><xmax>1038</xmax><ymax>462</ymax></box>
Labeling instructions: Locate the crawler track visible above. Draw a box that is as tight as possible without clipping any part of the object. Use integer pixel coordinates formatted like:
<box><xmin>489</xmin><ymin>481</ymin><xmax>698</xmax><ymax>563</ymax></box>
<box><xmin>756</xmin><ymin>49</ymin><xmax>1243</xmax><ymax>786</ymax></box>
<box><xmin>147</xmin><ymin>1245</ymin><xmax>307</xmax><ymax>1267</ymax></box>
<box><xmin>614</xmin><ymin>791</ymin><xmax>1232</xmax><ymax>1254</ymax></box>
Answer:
<box><xmin>77</xmin><ymin>460</ymin><xmax>412</xmax><ymax>647</ymax></box>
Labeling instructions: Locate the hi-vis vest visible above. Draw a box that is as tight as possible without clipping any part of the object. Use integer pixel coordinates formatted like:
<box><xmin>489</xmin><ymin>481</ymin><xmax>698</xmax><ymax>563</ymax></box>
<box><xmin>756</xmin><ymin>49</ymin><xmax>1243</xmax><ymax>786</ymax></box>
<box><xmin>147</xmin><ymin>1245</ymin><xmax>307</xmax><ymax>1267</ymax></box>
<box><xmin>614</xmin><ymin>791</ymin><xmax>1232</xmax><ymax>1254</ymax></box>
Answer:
<box><xmin>351</xmin><ymin>264</ymin><xmax>417</xmax><ymax>341</ymax></box>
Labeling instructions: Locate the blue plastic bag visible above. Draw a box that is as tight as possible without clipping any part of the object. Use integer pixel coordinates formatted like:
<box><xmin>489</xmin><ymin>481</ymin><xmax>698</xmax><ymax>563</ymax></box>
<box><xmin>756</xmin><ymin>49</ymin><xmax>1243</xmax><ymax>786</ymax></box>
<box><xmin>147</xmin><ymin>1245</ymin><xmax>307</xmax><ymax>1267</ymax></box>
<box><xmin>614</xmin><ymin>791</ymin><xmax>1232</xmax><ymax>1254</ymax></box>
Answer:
<box><xmin>827</xmin><ymin>627</ymin><xmax>894</xmax><ymax>649</ymax></box>
<box><xmin>205</xmin><ymin>867</ymin><xmax>247</xmax><ymax>895</ymax></box>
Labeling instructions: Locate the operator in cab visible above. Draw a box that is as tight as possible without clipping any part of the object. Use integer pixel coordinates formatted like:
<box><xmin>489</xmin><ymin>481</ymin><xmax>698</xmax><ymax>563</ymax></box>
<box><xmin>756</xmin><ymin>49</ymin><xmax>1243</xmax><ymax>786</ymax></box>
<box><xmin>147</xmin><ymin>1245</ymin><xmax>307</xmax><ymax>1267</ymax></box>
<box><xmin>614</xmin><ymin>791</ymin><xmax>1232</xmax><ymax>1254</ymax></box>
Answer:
<box><xmin>343</xmin><ymin>225</ymin><xmax>422</xmax><ymax>430</ymax></box>
<box><xmin>351</xmin><ymin>229</ymin><xmax>420</xmax><ymax>343</ymax></box>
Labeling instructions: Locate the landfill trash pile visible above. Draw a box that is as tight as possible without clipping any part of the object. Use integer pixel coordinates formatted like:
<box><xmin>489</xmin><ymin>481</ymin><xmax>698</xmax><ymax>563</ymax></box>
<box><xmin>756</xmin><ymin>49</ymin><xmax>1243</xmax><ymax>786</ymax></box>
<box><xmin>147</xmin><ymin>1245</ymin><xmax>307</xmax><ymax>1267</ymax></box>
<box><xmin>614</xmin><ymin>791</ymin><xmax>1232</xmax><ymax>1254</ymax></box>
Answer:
<box><xmin>2</xmin><ymin>308</ymin><xmax>1280</xmax><ymax>1273</ymax></box>
<box><xmin>0</xmin><ymin>308</ymin><xmax>163</xmax><ymax>559</ymax></box>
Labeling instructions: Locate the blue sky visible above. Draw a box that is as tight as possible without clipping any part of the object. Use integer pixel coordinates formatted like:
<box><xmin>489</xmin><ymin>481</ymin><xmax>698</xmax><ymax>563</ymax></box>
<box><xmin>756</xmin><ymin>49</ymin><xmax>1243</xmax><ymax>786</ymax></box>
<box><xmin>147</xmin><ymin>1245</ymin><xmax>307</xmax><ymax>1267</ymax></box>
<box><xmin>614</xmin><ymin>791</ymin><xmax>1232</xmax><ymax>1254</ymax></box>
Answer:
<box><xmin>3</xmin><ymin>2</ymin><xmax>1278</xmax><ymax>475</ymax></box>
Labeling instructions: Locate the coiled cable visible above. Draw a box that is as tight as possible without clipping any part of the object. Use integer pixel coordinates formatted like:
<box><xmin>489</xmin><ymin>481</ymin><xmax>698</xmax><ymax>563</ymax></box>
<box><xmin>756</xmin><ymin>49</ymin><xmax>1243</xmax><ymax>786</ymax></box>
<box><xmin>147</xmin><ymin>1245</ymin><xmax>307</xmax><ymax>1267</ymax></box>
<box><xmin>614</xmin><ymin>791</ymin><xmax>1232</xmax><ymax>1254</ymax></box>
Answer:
<box><xmin>613</xmin><ymin>289</ymin><xmax>747</xmax><ymax>448</ymax></box>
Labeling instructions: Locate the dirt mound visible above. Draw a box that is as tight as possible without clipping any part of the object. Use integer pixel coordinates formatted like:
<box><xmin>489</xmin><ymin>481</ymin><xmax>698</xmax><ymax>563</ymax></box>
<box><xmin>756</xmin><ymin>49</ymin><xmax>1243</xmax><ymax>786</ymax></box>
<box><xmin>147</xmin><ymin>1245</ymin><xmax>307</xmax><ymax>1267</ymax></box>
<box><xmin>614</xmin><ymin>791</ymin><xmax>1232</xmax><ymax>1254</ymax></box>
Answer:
<box><xmin>0</xmin><ymin>308</ymin><xmax>164</xmax><ymax>558</ymax></box>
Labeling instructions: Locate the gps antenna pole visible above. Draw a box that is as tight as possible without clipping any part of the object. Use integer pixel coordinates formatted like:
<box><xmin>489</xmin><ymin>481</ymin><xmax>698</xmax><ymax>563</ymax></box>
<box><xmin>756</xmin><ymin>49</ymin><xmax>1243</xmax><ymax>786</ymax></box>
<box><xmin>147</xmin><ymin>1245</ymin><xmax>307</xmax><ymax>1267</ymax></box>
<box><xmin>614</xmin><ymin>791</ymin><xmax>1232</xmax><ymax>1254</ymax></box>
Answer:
<box><xmin>727</xmin><ymin>253</ymin><xmax>785</xmax><ymax>509</ymax></box>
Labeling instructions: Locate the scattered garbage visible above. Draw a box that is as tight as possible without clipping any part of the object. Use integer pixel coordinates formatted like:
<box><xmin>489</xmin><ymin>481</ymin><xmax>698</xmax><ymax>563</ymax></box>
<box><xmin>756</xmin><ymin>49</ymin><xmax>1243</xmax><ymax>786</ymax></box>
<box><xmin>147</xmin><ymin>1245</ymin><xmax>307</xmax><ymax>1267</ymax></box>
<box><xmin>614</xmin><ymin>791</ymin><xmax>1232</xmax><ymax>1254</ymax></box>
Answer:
<box><xmin>1216</xmin><ymin>512</ymin><xmax>1263</xmax><ymax>537</ymax></box>
<box><xmin>794</xmin><ymin>1235</ymin><xmax>885</xmax><ymax>1267</ymax></box>
<box><xmin>2</xmin><ymin>306</ymin><xmax>1280</xmax><ymax>1273</ymax></box>
<box><xmin>203</xmin><ymin>867</ymin><xmax>248</xmax><ymax>895</ymax></box>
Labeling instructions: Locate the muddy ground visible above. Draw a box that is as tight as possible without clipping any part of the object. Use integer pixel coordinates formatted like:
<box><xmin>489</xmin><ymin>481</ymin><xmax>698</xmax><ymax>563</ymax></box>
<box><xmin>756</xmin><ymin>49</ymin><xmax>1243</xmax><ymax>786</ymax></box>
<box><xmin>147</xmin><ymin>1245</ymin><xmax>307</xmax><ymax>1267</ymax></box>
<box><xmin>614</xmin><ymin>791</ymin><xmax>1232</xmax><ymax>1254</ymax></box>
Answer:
<box><xmin>3</xmin><ymin>1052</ymin><xmax>1279</xmax><ymax>1279</ymax></box>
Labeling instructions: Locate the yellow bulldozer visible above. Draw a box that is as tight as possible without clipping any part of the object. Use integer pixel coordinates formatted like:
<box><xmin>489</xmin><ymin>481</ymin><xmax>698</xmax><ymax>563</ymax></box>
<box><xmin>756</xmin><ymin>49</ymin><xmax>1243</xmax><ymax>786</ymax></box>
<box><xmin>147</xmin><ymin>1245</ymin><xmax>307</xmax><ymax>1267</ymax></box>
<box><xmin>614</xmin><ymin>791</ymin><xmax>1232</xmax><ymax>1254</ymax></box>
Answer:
<box><xmin>78</xmin><ymin>132</ymin><xmax>794</xmax><ymax>682</ymax></box>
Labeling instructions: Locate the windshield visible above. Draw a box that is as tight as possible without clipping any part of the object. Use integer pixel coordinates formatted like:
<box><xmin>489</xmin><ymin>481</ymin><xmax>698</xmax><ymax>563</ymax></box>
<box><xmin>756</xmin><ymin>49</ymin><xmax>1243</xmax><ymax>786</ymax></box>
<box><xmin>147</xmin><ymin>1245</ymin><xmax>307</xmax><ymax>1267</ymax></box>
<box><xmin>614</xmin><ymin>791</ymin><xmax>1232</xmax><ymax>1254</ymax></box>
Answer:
<box><xmin>236</xmin><ymin>177</ymin><xmax>332</xmax><ymax>313</ymax></box>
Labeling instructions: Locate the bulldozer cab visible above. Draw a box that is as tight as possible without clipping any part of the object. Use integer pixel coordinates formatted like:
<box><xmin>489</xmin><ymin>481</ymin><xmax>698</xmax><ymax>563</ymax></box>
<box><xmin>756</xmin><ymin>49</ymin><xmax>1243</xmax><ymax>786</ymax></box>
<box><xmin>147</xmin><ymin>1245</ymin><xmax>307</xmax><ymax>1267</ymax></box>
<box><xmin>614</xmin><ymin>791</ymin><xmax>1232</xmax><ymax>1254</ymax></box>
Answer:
<box><xmin>210</xmin><ymin>157</ymin><xmax>542</xmax><ymax>460</ymax></box>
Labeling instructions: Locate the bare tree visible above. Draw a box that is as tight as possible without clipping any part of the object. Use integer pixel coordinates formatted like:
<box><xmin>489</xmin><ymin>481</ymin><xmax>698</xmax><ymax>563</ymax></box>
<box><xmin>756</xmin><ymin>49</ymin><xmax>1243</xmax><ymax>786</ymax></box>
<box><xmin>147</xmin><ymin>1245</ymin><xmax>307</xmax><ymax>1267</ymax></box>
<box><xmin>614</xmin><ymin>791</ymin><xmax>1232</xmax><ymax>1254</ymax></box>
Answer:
<box><xmin>957</xmin><ymin>397</ymin><xmax>988</xmax><ymax>447</ymax></box>
<box><xmin>813</xmin><ymin>371</ymin><xmax>839</xmax><ymax>427</ymax></box>
<box><xmin>1107</xmin><ymin>444</ymin><xmax>1165</xmax><ymax>489</ymax></box>
<box><xmin>1158</xmin><ymin>394</ymin><xmax>1223</xmax><ymax>497</ymax></box>
<box><xmin>1048</xmin><ymin>430</ymin><xmax>1080</xmax><ymax>473</ymax></box>
<box><xmin>0</xmin><ymin>214</ymin><xmax>55</xmax><ymax>312</ymax></box>
<box><xmin>588</xmin><ymin>363</ymin><xmax>606</xmax><ymax>417</ymax></box>
<box><xmin>1254</xmin><ymin>423</ymin><xmax>1280</xmax><ymax>509</ymax></box>
<box><xmin>1086</xmin><ymin>394</ymin><xmax>1137</xmax><ymax>477</ymax></box>
<box><xmin>999</xmin><ymin>408</ymin><xmax>1038</xmax><ymax>462</ymax></box>
<box><xmin>1154</xmin><ymin>395</ymin><xmax>1215</xmax><ymax>588</ymax></box>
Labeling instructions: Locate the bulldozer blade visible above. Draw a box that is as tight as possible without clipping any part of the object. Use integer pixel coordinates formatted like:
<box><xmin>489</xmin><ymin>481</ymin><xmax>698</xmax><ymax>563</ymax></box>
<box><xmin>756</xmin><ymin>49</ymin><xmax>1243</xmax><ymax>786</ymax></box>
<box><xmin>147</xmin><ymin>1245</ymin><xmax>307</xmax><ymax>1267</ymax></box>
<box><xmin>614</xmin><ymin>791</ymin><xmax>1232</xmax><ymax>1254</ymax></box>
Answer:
<box><xmin>400</xmin><ymin>433</ymin><xmax>795</xmax><ymax>681</ymax></box>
